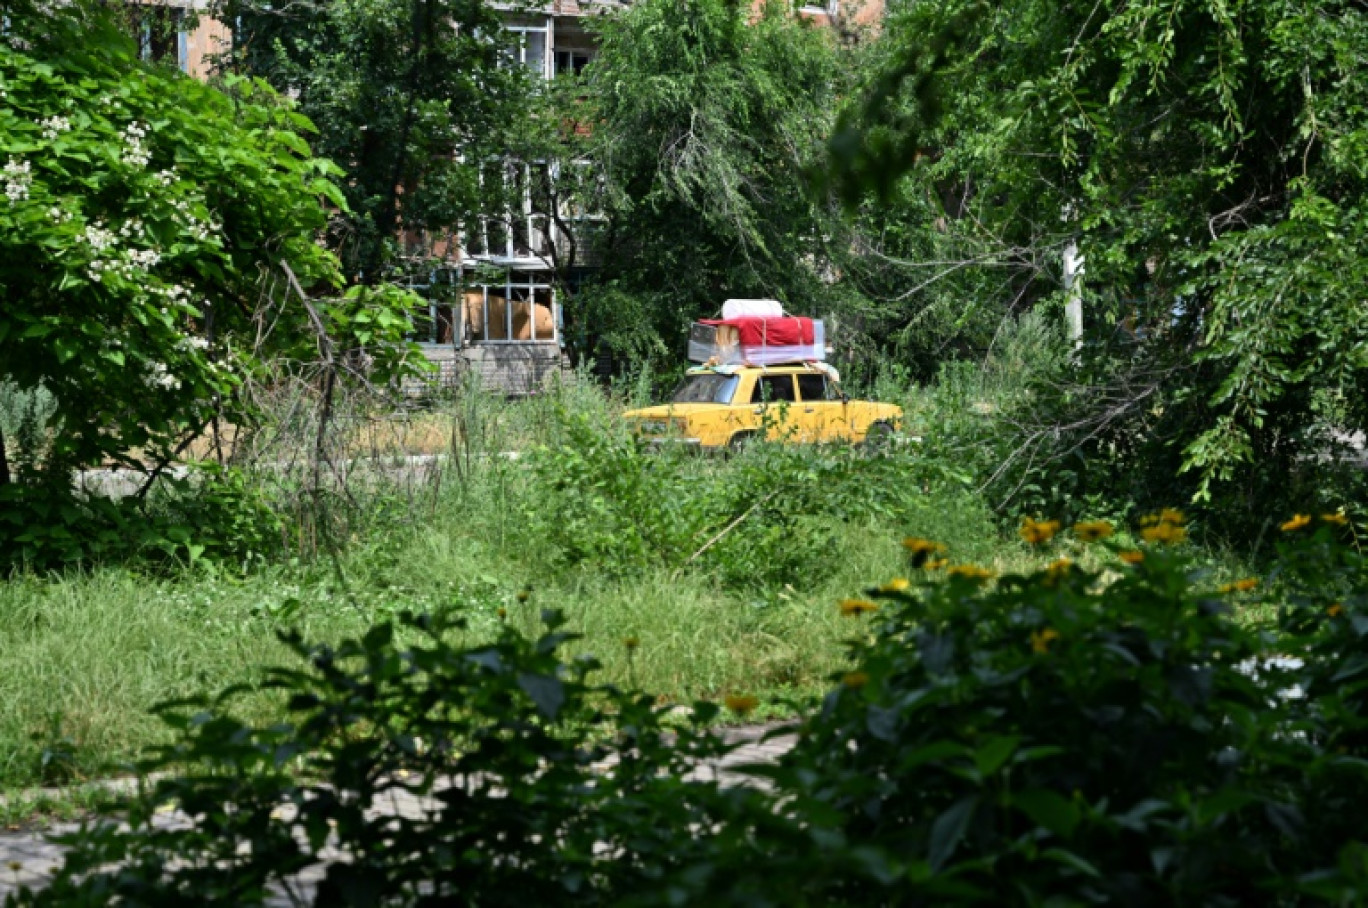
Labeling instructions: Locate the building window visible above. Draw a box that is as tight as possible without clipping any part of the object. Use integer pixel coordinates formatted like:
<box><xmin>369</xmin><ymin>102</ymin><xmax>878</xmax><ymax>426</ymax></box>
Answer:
<box><xmin>407</xmin><ymin>269</ymin><xmax>558</xmax><ymax>346</ymax></box>
<box><xmin>554</xmin><ymin>49</ymin><xmax>592</xmax><ymax>77</ymax></box>
<box><xmin>795</xmin><ymin>0</ymin><xmax>838</xmax><ymax>14</ymax></box>
<box><xmin>131</xmin><ymin>6</ymin><xmax>189</xmax><ymax>71</ymax></box>
<box><xmin>505</xmin><ymin>22</ymin><xmax>551</xmax><ymax>80</ymax></box>
<box><xmin>465</xmin><ymin>270</ymin><xmax>557</xmax><ymax>344</ymax></box>
<box><xmin>466</xmin><ymin>161</ymin><xmax>552</xmax><ymax>262</ymax></box>
<box><xmin>406</xmin><ymin>271</ymin><xmax>460</xmax><ymax>346</ymax></box>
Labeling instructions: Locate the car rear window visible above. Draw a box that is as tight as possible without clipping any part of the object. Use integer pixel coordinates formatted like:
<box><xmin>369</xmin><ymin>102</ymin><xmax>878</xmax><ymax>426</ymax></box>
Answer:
<box><xmin>751</xmin><ymin>375</ymin><xmax>797</xmax><ymax>403</ymax></box>
<box><xmin>797</xmin><ymin>374</ymin><xmax>832</xmax><ymax>401</ymax></box>
<box><xmin>671</xmin><ymin>374</ymin><xmax>740</xmax><ymax>404</ymax></box>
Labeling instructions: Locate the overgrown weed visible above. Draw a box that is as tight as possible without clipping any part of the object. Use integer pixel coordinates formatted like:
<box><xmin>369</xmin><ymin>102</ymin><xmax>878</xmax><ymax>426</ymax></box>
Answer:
<box><xmin>0</xmin><ymin>372</ymin><xmax>1261</xmax><ymax>793</ymax></box>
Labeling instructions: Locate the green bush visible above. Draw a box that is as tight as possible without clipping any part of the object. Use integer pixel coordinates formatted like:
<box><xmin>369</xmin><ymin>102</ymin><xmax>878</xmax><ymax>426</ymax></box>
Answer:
<box><xmin>16</xmin><ymin>513</ymin><xmax>1368</xmax><ymax>905</ymax></box>
<box><xmin>0</xmin><ymin>465</ymin><xmax>281</xmax><ymax>570</ymax></box>
<box><xmin>521</xmin><ymin>400</ymin><xmax>973</xmax><ymax>591</ymax></box>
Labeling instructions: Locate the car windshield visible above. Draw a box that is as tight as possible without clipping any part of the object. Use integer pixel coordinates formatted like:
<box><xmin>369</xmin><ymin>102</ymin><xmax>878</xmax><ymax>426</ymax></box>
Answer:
<box><xmin>671</xmin><ymin>374</ymin><xmax>739</xmax><ymax>405</ymax></box>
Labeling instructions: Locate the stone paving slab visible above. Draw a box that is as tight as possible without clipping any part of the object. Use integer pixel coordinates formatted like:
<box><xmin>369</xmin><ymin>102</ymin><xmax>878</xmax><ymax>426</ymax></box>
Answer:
<box><xmin>0</xmin><ymin>723</ymin><xmax>797</xmax><ymax>903</ymax></box>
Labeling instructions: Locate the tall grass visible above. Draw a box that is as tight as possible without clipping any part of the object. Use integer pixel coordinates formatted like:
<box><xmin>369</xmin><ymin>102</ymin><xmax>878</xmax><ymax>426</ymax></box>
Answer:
<box><xmin>0</xmin><ymin>364</ymin><xmax>1254</xmax><ymax>793</ymax></box>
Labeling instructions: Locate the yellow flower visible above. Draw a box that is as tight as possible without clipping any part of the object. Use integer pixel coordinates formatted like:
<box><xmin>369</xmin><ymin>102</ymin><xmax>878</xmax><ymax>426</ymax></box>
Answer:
<box><xmin>1328</xmin><ymin>603</ymin><xmax>1345</xmax><ymax>618</ymax></box>
<box><xmin>1119</xmin><ymin>549</ymin><xmax>1145</xmax><ymax>565</ymax></box>
<box><xmin>516</xmin><ymin>588</ymin><xmax>532</xmax><ymax>603</ymax></box>
<box><xmin>924</xmin><ymin>558</ymin><xmax>948</xmax><ymax>571</ymax></box>
<box><xmin>623</xmin><ymin>636</ymin><xmax>640</xmax><ymax>651</ymax></box>
<box><xmin>1281</xmin><ymin>514</ymin><xmax>1312</xmax><ymax>533</ymax></box>
<box><xmin>724</xmin><ymin>694</ymin><xmax>759</xmax><ymax>716</ymax></box>
<box><xmin>1141</xmin><ymin>521</ymin><xmax>1187</xmax><ymax>545</ymax></box>
<box><xmin>839</xmin><ymin>598</ymin><xmax>880</xmax><ymax>617</ymax></box>
<box><xmin>496</xmin><ymin>607</ymin><xmax>507</xmax><ymax>620</ymax></box>
<box><xmin>1072</xmin><ymin>520</ymin><xmax>1114</xmax><ymax>542</ymax></box>
<box><xmin>879</xmin><ymin>577</ymin><xmax>911</xmax><ymax>593</ymax></box>
<box><xmin>902</xmin><ymin>537</ymin><xmax>947</xmax><ymax>567</ymax></box>
<box><xmin>841</xmin><ymin>671</ymin><xmax>870</xmax><ymax>690</ymax></box>
<box><xmin>1019</xmin><ymin>517</ymin><xmax>1062</xmax><ymax>545</ymax></box>
<box><xmin>1030</xmin><ymin>627</ymin><xmax>1061</xmax><ymax>654</ymax></box>
<box><xmin>1141</xmin><ymin>508</ymin><xmax>1186</xmax><ymax>528</ymax></box>
<box><xmin>1219</xmin><ymin>578</ymin><xmax>1259</xmax><ymax>594</ymax></box>
<box><xmin>1321</xmin><ymin>512</ymin><xmax>1349</xmax><ymax>526</ymax></box>
<box><xmin>1043</xmin><ymin>558</ymin><xmax>1072</xmax><ymax>586</ymax></box>
<box><xmin>947</xmin><ymin>564</ymin><xmax>994</xmax><ymax>583</ymax></box>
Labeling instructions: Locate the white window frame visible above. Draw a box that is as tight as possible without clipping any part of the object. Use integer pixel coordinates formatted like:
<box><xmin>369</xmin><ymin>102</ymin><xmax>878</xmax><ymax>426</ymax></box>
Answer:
<box><xmin>472</xmin><ymin>160</ymin><xmax>552</xmax><ymax>262</ymax></box>
<box><xmin>469</xmin><ymin>269</ymin><xmax>558</xmax><ymax>346</ymax></box>
<box><xmin>504</xmin><ymin>18</ymin><xmax>553</xmax><ymax>81</ymax></box>
<box><xmin>406</xmin><ymin>271</ymin><xmax>462</xmax><ymax>347</ymax></box>
<box><xmin>554</xmin><ymin>48</ymin><xmax>593</xmax><ymax>77</ymax></box>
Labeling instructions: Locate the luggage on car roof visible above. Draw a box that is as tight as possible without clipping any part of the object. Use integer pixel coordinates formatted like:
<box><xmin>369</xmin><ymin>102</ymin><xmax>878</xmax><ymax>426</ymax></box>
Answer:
<box><xmin>687</xmin><ymin>315</ymin><xmax>826</xmax><ymax>366</ymax></box>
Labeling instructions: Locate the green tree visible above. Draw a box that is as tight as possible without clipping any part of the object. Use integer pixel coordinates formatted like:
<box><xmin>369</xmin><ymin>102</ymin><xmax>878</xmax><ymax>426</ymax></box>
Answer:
<box><xmin>827</xmin><ymin>0</ymin><xmax>1368</xmax><ymax>518</ymax></box>
<box><xmin>582</xmin><ymin>0</ymin><xmax>849</xmax><ymax>359</ymax></box>
<box><xmin>213</xmin><ymin>0</ymin><xmax>527</xmax><ymax>281</ymax></box>
<box><xmin>0</xmin><ymin>1</ymin><xmax>417</xmax><ymax>563</ymax></box>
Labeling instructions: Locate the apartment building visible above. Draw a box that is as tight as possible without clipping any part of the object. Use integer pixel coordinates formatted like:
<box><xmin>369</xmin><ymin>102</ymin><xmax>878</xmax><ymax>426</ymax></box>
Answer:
<box><xmin>403</xmin><ymin>1</ymin><xmax>629</xmax><ymax>394</ymax></box>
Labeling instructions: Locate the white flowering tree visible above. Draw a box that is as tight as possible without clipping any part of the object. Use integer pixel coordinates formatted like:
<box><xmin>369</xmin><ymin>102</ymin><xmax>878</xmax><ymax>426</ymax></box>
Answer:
<box><xmin>0</xmin><ymin>4</ymin><xmax>415</xmax><ymax>493</ymax></box>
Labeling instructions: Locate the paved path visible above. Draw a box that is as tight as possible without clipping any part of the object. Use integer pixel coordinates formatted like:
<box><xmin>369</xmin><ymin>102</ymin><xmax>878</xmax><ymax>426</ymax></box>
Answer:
<box><xmin>0</xmin><ymin>724</ymin><xmax>796</xmax><ymax>902</ymax></box>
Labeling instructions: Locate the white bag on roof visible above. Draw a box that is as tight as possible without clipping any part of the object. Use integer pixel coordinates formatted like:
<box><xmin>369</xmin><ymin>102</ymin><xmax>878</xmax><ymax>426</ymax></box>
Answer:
<box><xmin>721</xmin><ymin>299</ymin><xmax>784</xmax><ymax>320</ymax></box>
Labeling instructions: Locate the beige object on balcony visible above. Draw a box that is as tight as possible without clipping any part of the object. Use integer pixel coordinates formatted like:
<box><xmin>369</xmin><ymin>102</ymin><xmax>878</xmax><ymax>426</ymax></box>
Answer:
<box><xmin>463</xmin><ymin>290</ymin><xmax>555</xmax><ymax>341</ymax></box>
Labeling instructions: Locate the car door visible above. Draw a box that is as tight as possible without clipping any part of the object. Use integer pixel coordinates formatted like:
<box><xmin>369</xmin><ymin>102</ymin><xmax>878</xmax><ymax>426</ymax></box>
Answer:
<box><xmin>748</xmin><ymin>373</ymin><xmax>799</xmax><ymax>441</ymax></box>
<box><xmin>795</xmin><ymin>372</ymin><xmax>846</xmax><ymax>442</ymax></box>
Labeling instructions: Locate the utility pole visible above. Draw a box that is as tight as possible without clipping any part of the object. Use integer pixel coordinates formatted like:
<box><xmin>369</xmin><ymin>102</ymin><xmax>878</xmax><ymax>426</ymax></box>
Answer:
<box><xmin>1063</xmin><ymin>238</ymin><xmax>1084</xmax><ymax>347</ymax></box>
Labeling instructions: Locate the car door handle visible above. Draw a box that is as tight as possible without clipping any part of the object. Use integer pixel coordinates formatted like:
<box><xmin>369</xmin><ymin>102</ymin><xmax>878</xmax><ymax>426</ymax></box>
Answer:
<box><xmin>753</xmin><ymin>406</ymin><xmax>765</xmax><ymax>414</ymax></box>
<box><xmin>804</xmin><ymin>407</ymin><xmax>815</xmax><ymax>413</ymax></box>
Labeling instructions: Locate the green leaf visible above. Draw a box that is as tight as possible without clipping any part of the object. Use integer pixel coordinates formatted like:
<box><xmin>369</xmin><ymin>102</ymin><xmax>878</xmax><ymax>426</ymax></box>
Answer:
<box><xmin>928</xmin><ymin>795</ymin><xmax>978</xmax><ymax>872</ymax></box>
<box><xmin>1012</xmin><ymin>789</ymin><xmax>1080</xmax><ymax>838</ymax></box>
<box><xmin>518</xmin><ymin>672</ymin><xmax>566</xmax><ymax>720</ymax></box>
<box><xmin>1041</xmin><ymin>847</ymin><xmax>1101</xmax><ymax>878</ymax></box>
<box><xmin>973</xmin><ymin>735</ymin><xmax>1019</xmax><ymax>777</ymax></box>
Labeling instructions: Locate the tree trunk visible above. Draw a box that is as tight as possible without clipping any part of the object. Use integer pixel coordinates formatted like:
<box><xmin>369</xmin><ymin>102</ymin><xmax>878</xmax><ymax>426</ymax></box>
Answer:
<box><xmin>0</xmin><ymin>422</ymin><xmax>10</xmax><ymax>486</ymax></box>
<box><xmin>1063</xmin><ymin>238</ymin><xmax>1084</xmax><ymax>346</ymax></box>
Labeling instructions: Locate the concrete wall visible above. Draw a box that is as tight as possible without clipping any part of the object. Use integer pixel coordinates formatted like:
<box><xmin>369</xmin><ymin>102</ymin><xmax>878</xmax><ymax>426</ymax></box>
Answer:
<box><xmin>416</xmin><ymin>344</ymin><xmax>569</xmax><ymax>396</ymax></box>
<box><xmin>753</xmin><ymin>0</ymin><xmax>886</xmax><ymax>31</ymax></box>
<box><xmin>184</xmin><ymin>14</ymin><xmax>230</xmax><ymax>80</ymax></box>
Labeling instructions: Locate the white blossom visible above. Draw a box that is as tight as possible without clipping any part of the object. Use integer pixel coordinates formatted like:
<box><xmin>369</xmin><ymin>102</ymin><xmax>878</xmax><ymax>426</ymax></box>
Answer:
<box><xmin>40</xmin><ymin>115</ymin><xmax>71</xmax><ymax>140</ymax></box>
<box><xmin>3</xmin><ymin>157</ymin><xmax>31</xmax><ymax>202</ymax></box>
<box><xmin>81</xmin><ymin>223</ymin><xmax>116</xmax><ymax>252</ymax></box>
<box><xmin>144</xmin><ymin>361</ymin><xmax>182</xmax><ymax>392</ymax></box>
<box><xmin>121</xmin><ymin>121</ymin><xmax>151</xmax><ymax>168</ymax></box>
<box><xmin>128</xmin><ymin>248</ymin><xmax>161</xmax><ymax>269</ymax></box>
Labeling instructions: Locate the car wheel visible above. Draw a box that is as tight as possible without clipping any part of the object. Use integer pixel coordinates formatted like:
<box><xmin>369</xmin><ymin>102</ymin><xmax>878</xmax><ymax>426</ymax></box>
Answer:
<box><xmin>862</xmin><ymin>421</ymin><xmax>895</xmax><ymax>451</ymax></box>
<box><xmin>728</xmin><ymin>431</ymin><xmax>757</xmax><ymax>453</ymax></box>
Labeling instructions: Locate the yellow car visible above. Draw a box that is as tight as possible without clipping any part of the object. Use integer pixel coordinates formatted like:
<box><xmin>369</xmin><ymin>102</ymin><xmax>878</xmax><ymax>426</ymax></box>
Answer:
<box><xmin>623</xmin><ymin>363</ymin><xmax>902</xmax><ymax>450</ymax></box>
